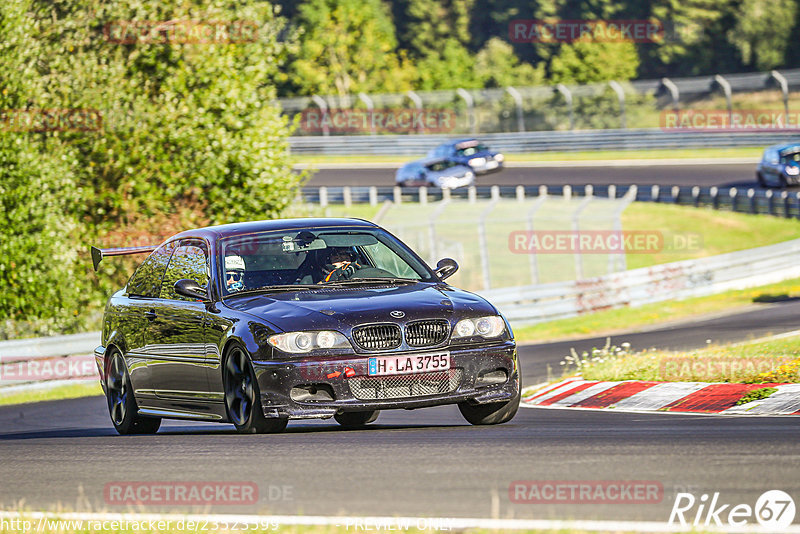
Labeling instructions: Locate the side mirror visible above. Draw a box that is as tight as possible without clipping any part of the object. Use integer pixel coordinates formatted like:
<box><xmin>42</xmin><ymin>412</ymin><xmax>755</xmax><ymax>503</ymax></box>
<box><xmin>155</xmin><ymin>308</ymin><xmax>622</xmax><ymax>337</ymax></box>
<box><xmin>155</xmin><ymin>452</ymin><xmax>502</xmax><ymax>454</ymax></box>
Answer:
<box><xmin>435</xmin><ymin>258</ymin><xmax>459</xmax><ymax>281</ymax></box>
<box><xmin>174</xmin><ymin>279</ymin><xmax>208</xmax><ymax>300</ymax></box>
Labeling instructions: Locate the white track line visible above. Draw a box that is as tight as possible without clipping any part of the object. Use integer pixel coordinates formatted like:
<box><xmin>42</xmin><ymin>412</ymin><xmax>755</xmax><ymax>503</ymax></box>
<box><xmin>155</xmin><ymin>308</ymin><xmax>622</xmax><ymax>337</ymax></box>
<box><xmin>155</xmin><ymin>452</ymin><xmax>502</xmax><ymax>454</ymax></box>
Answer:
<box><xmin>2</xmin><ymin>510</ymin><xmax>797</xmax><ymax>534</ymax></box>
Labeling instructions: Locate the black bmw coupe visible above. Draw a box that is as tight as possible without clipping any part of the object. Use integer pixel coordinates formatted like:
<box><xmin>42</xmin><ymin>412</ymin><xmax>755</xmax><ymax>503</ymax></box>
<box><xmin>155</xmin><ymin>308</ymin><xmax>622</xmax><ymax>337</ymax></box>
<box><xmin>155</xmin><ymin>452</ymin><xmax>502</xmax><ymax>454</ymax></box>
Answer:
<box><xmin>92</xmin><ymin>218</ymin><xmax>520</xmax><ymax>434</ymax></box>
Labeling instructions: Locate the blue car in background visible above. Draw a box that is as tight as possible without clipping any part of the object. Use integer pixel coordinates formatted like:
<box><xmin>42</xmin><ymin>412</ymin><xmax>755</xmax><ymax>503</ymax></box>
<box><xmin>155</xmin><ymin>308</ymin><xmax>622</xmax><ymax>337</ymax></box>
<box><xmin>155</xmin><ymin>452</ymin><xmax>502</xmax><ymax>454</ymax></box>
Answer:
<box><xmin>757</xmin><ymin>143</ymin><xmax>800</xmax><ymax>188</ymax></box>
<box><xmin>427</xmin><ymin>139</ymin><xmax>504</xmax><ymax>175</ymax></box>
<box><xmin>395</xmin><ymin>157</ymin><xmax>475</xmax><ymax>189</ymax></box>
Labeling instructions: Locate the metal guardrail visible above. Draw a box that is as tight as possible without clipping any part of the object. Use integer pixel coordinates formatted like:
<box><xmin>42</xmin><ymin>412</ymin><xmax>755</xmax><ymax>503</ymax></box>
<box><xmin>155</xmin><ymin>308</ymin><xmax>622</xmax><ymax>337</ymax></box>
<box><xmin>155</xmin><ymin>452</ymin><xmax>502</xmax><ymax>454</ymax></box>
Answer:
<box><xmin>481</xmin><ymin>238</ymin><xmax>800</xmax><ymax>325</ymax></box>
<box><xmin>290</xmin><ymin>129</ymin><xmax>799</xmax><ymax>155</ymax></box>
<box><xmin>304</xmin><ymin>184</ymin><xmax>800</xmax><ymax>219</ymax></box>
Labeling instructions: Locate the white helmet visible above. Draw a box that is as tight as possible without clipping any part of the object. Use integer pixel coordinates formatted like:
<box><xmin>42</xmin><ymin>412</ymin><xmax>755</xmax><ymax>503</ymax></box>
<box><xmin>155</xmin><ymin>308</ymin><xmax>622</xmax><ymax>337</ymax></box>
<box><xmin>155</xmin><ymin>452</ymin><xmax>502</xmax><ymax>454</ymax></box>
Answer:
<box><xmin>225</xmin><ymin>255</ymin><xmax>245</xmax><ymax>271</ymax></box>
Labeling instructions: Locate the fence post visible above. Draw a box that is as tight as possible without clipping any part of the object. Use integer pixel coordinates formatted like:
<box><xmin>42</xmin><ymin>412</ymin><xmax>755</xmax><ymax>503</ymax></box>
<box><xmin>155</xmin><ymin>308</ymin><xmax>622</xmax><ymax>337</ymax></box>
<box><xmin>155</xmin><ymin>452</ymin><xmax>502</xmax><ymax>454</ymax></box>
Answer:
<box><xmin>563</xmin><ymin>185</ymin><xmax>572</xmax><ymax>201</ymax></box>
<box><xmin>585</xmin><ymin>184</ymin><xmax>594</xmax><ymax>197</ymax></box>
<box><xmin>468</xmin><ymin>186</ymin><xmax>477</xmax><ymax>204</ymax></box>
<box><xmin>526</xmin><ymin>193</ymin><xmax>548</xmax><ymax>285</ymax></box>
<box><xmin>796</xmin><ymin>192</ymin><xmax>800</xmax><ymax>220</ymax></box>
<box><xmin>478</xmin><ymin>198</ymin><xmax>499</xmax><ymax>290</ymax></box>
<box><xmin>369</xmin><ymin>186</ymin><xmax>378</xmax><ymax>206</ymax></box>
<box><xmin>710</xmin><ymin>186</ymin><xmax>719</xmax><ymax>210</ymax></box>
<box><xmin>651</xmin><ymin>184</ymin><xmax>660</xmax><ymax>202</ymax></box>
<box><xmin>692</xmin><ymin>186</ymin><xmax>700</xmax><ymax>207</ymax></box>
<box><xmin>456</xmin><ymin>88</ymin><xmax>477</xmax><ymax>134</ymax></box>
<box><xmin>505</xmin><ymin>86</ymin><xmax>526</xmax><ymax>132</ymax></box>
<box><xmin>419</xmin><ymin>186</ymin><xmax>428</xmax><ymax>206</ymax></box>
<box><xmin>729</xmin><ymin>187</ymin><xmax>738</xmax><ymax>212</ymax></box>
<box><xmin>659</xmin><ymin>78</ymin><xmax>680</xmax><ymax>110</ymax></box>
<box><xmin>343</xmin><ymin>186</ymin><xmax>352</xmax><ymax>208</ymax></box>
<box><xmin>406</xmin><ymin>90</ymin><xmax>425</xmax><ymax>134</ymax></box>
<box><xmin>572</xmin><ymin>196</ymin><xmax>593</xmax><ymax>280</ymax></box>
<box><xmin>516</xmin><ymin>185</ymin><xmax>525</xmax><ymax>202</ymax></box>
<box><xmin>310</xmin><ymin>95</ymin><xmax>330</xmax><ymax>136</ymax></box>
<box><xmin>671</xmin><ymin>186</ymin><xmax>680</xmax><ymax>204</ymax></box>
<box><xmin>393</xmin><ymin>186</ymin><xmax>402</xmax><ymax>205</ymax></box>
<box><xmin>747</xmin><ymin>188</ymin><xmax>756</xmax><ymax>214</ymax></box>
<box><xmin>491</xmin><ymin>185</ymin><xmax>500</xmax><ymax>201</ymax></box>
<box><xmin>554</xmin><ymin>84</ymin><xmax>574</xmax><ymax>130</ymax></box>
<box><xmin>608</xmin><ymin>184</ymin><xmax>617</xmax><ymax>199</ymax></box>
<box><xmin>357</xmin><ymin>92</ymin><xmax>375</xmax><ymax>135</ymax></box>
<box><xmin>442</xmin><ymin>187</ymin><xmax>451</xmax><ymax>202</ymax></box>
<box><xmin>712</xmin><ymin>75</ymin><xmax>733</xmax><ymax>125</ymax></box>
<box><xmin>319</xmin><ymin>186</ymin><xmax>328</xmax><ymax>208</ymax></box>
<box><xmin>768</xmin><ymin>70</ymin><xmax>790</xmax><ymax>119</ymax></box>
<box><xmin>765</xmin><ymin>189</ymin><xmax>774</xmax><ymax>216</ymax></box>
<box><xmin>608</xmin><ymin>80</ymin><xmax>626</xmax><ymax>129</ymax></box>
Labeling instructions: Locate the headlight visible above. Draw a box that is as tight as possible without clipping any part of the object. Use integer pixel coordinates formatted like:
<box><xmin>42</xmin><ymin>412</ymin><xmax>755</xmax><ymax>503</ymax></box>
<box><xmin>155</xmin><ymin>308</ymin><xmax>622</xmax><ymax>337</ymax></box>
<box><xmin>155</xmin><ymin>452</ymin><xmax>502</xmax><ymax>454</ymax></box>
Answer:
<box><xmin>786</xmin><ymin>166</ymin><xmax>800</xmax><ymax>175</ymax></box>
<box><xmin>268</xmin><ymin>331</ymin><xmax>350</xmax><ymax>353</ymax></box>
<box><xmin>469</xmin><ymin>157</ymin><xmax>486</xmax><ymax>167</ymax></box>
<box><xmin>495</xmin><ymin>153</ymin><xmax>504</xmax><ymax>162</ymax></box>
<box><xmin>452</xmin><ymin>316</ymin><xmax>505</xmax><ymax>339</ymax></box>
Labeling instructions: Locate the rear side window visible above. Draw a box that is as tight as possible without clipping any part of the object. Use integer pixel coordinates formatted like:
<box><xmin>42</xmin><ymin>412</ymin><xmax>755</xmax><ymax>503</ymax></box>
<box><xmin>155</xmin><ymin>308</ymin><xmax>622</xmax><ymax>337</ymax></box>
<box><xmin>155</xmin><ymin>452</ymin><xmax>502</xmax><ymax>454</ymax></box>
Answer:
<box><xmin>160</xmin><ymin>242</ymin><xmax>210</xmax><ymax>301</ymax></box>
<box><xmin>127</xmin><ymin>242</ymin><xmax>176</xmax><ymax>297</ymax></box>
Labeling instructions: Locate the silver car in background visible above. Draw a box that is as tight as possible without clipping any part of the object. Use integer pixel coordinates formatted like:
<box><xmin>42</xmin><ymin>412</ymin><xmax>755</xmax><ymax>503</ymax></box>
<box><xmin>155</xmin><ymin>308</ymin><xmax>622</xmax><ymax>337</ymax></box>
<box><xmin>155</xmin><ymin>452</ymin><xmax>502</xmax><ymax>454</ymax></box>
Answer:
<box><xmin>395</xmin><ymin>157</ymin><xmax>475</xmax><ymax>189</ymax></box>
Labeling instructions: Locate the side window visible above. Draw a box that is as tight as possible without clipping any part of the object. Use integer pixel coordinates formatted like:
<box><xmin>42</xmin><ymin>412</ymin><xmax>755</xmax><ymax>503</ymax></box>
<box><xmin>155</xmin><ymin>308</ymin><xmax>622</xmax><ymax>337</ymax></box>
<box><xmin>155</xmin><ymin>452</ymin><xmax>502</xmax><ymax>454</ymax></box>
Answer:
<box><xmin>127</xmin><ymin>242</ymin><xmax>175</xmax><ymax>298</ymax></box>
<box><xmin>159</xmin><ymin>242</ymin><xmax>210</xmax><ymax>301</ymax></box>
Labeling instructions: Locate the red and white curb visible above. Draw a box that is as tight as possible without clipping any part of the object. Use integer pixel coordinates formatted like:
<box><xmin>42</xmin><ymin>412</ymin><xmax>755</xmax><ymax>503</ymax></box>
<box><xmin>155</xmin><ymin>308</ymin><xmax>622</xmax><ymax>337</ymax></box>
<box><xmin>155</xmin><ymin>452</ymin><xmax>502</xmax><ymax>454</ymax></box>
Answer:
<box><xmin>522</xmin><ymin>379</ymin><xmax>800</xmax><ymax>415</ymax></box>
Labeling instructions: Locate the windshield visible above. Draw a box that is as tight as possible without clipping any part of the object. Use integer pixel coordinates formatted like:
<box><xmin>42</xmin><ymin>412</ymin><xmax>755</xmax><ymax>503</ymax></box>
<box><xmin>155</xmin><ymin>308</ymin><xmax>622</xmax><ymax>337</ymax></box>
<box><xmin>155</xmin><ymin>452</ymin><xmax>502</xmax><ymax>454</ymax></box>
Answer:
<box><xmin>219</xmin><ymin>227</ymin><xmax>433</xmax><ymax>295</ymax></box>
<box><xmin>455</xmin><ymin>144</ymin><xmax>489</xmax><ymax>157</ymax></box>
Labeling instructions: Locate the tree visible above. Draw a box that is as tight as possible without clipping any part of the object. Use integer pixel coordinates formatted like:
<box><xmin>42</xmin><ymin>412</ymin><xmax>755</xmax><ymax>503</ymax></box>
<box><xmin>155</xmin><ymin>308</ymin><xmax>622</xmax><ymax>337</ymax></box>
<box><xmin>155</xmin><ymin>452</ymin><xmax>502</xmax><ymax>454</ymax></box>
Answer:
<box><xmin>550</xmin><ymin>41</ymin><xmax>639</xmax><ymax>85</ymax></box>
<box><xmin>728</xmin><ymin>0</ymin><xmax>797</xmax><ymax>70</ymax></box>
<box><xmin>288</xmin><ymin>0</ymin><xmax>415</xmax><ymax>96</ymax></box>
<box><xmin>474</xmin><ymin>37</ymin><xmax>544</xmax><ymax>88</ymax></box>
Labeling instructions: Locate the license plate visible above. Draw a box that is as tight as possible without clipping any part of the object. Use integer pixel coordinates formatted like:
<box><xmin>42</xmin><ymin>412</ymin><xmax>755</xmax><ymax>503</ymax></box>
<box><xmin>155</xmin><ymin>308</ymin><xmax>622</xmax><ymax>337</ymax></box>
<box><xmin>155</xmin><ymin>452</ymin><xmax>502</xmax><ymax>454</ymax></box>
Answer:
<box><xmin>368</xmin><ymin>353</ymin><xmax>450</xmax><ymax>376</ymax></box>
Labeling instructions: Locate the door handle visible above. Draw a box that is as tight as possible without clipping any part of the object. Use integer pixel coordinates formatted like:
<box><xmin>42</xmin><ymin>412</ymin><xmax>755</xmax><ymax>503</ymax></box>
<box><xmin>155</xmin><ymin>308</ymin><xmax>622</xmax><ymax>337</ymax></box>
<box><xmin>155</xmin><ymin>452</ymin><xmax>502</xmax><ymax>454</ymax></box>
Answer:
<box><xmin>144</xmin><ymin>309</ymin><xmax>157</xmax><ymax>321</ymax></box>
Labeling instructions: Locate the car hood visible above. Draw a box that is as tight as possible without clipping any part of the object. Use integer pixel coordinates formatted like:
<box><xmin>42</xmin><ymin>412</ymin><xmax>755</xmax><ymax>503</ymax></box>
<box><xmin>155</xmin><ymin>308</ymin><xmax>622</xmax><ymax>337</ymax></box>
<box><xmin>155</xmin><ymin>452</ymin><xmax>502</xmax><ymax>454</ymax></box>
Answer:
<box><xmin>224</xmin><ymin>282</ymin><xmax>496</xmax><ymax>331</ymax></box>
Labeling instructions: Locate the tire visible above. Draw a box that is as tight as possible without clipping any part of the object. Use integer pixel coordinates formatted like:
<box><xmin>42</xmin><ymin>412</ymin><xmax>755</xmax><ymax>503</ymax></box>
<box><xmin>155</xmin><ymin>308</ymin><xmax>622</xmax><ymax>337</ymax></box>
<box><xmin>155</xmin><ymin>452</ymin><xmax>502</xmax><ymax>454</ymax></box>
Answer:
<box><xmin>105</xmin><ymin>351</ymin><xmax>161</xmax><ymax>435</ymax></box>
<box><xmin>458</xmin><ymin>385</ymin><xmax>520</xmax><ymax>426</ymax></box>
<box><xmin>334</xmin><ymin>410</ymin><xmax>380</xmax><ymax>429</ymax></box>
<box><xmin>756</xmin><ymin>172</ymin><xmax>766</xmax><ymax>188</ymax></box>
<box><xmin>223</xmin><ymin>344</ymin><xmax>288</xmax><ymax>434</ymax></box>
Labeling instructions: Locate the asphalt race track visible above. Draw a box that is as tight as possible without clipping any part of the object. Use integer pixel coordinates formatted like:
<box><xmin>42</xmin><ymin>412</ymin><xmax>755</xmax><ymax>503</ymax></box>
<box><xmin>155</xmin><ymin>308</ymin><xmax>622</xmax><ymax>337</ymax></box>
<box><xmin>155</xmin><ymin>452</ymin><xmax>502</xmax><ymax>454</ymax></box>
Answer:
<box><xmin>307</xmin><ymin>162</ymin><xmax>761</xmax><ymax>188</ymax></box>
<box><xmin>1</xmin><ymin>300</ymin><xmax>799</xmax><ymax>523</ymax></box>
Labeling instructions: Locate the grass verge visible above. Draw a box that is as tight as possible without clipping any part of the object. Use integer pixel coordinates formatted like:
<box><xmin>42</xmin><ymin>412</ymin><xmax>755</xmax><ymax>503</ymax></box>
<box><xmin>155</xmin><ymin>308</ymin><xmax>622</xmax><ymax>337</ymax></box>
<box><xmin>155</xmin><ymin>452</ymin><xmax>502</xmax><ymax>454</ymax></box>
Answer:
<box><xmin>0</xmin><ymin>382</ymin><xmax>102</xmax><ymax>407</ymax></box>
<box><xmin>293</xmin><ymin>146</ymin><xmax>762</xmax><ymax>166</ymax></box>
<box><xmin>513</xmin><ymin>277</ymin><xmax>800</xmax><ymax>344</ymax></box>
<box><xmin>562</xmin><ymin>334</ymin><xmax>800</xmax><ymax>383</ymax></box>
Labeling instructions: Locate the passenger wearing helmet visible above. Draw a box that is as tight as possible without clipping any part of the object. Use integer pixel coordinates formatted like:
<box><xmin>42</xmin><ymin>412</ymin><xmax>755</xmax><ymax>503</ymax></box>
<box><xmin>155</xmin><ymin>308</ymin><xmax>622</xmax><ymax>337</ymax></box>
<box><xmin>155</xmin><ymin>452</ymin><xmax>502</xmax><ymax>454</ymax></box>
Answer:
<box><xmin>225</xmin><ymin>255</ymin><xmax>246</xmax><ymax>292</ymax></box>
<box><xmin>321</xmin><ymin>247</ymin><xmax>361</xmax><ymax>282</ymax></box>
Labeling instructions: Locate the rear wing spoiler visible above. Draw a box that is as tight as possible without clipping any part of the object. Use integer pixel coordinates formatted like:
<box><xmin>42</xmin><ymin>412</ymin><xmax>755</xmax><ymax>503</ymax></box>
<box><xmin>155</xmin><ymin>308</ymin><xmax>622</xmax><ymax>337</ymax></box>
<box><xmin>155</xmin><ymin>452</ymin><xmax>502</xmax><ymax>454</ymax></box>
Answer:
<box><xmin>91</xmin><ymin>245</ymin><xmax>158</xmax><ymax>271</ymax></box>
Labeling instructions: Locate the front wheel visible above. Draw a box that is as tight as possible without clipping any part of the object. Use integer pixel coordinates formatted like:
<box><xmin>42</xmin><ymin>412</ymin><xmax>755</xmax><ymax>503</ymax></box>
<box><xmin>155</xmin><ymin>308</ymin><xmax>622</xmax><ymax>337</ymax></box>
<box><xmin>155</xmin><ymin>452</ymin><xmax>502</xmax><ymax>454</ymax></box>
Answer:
<box><xmin>334</xmin><ymin>410</ymin><xmax>379</xmax><ymax>429</ymax></box>
<box><xmin>756</xmin><ymin>172</ymin><xmax>766</xmax><ymax>188</ymax></box>
<box><xmin>105</xmin><ymin>351</ymin><xmax>161</xmax><ymax>435</ymax></box>
<box><xmin>458</xmin><ymin>387</ymin><xmax>520</xmax><ymax>425</ymax></box>
<box><xmin>223</xmin><ymin>345</ymin><xmax>288</xmax><ymax>434</ymax></box>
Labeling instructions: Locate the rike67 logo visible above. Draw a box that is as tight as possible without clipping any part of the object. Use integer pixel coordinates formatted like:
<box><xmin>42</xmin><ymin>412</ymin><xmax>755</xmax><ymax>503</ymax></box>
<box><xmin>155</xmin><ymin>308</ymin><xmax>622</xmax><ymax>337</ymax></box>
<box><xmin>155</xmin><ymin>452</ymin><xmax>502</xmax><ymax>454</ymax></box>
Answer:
<box><xmin>669</xmin><ymin>490</ymin><xmax>796</xmax><ymax>530</ymax></box>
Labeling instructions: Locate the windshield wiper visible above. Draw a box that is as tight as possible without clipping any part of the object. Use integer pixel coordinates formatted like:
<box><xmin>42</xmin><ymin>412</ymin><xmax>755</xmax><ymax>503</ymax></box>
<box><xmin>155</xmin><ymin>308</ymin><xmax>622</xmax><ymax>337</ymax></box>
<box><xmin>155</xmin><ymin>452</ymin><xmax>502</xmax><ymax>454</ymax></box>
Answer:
<box><xmin>223</xmin><ymin>284</ymin><xmax>320</xmax><ymax>297</ymax></box>
<box><xmin>319</xmin><ymin>277</ymin><xmax>419</xmax><ymax>286</ymax></box>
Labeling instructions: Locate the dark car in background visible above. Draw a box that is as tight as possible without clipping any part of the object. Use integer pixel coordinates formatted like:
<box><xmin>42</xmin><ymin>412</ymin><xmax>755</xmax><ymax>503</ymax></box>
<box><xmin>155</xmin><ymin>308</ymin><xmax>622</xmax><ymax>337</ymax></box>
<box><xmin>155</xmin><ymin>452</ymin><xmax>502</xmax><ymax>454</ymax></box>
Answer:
<box><xmin>395</xmin><ymin>157</ymin><xmax>475</xmax><ymax>189</ymax></box>
<box><xmin>92</xmin><ymin>218</ymin><xmax>520</xmax><ymax>435</ymax></box>
<box><xmin>757</xmin><ymin>143</ymin><xmax>800</xmax><ymax>188</ymax></box>
<box><xmin>427</xmin><ymin>139</ymin><xmax>504</xmax><ymax>174</ymax></box>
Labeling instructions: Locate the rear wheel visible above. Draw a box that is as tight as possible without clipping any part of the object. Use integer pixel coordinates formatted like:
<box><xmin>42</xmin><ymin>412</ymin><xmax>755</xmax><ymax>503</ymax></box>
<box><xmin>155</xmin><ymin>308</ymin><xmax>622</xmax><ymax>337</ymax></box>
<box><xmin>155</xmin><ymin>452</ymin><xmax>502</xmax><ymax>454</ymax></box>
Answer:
<box><xmin>223</xmin><ymin>344</ymin><xmax>288</xmax><ymax>434</ymax></box>
<box><xmin>458</xmin><ymin>387</ymin><xmax>520</xmax><ymax>426</ymax></box>
<box><xmin>334</xmin><ymin>410</ymin><xmax>379</xmax><ymax>429</ymax></box>
<box><xmin>105</xmin><ymin>351</ymin><xmax>161</xmax><ymax>435</ymax></box>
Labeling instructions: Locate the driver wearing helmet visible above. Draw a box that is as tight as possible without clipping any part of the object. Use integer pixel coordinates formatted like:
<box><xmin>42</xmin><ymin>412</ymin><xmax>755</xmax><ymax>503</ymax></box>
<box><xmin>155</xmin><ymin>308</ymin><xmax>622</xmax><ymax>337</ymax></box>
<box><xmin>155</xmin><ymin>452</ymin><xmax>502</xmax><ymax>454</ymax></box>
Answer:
<box><xmin>321</xmin><ymin>247</ymin><xmax>361</xmax><ymax>282</ymax></box>
<box><xmin>225</xmin><ymin>255</ymin><xmax>246</xmax><ymax>292</ymax></box>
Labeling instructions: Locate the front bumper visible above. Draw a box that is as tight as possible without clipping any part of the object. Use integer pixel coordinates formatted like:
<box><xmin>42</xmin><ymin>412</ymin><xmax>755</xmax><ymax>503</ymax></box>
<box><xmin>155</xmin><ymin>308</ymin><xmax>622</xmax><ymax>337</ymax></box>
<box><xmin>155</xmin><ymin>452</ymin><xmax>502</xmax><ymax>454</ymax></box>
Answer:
<box><xmin>252</xmin><ymin>342</ymin><xmax>519</xmax><ymax>419</ymax></box>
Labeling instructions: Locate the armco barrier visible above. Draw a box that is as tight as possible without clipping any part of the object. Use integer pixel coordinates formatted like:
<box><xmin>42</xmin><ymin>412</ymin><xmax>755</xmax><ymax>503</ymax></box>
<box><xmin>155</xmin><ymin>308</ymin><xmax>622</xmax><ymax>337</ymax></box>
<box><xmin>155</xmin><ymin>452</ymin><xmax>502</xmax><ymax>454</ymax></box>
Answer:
<box><xmin>482</xmin><ymin>237</ymin><xmax>800</xmax><ymax>325</ymax></box>
<box><xmin>304</xmin><ymin>184</ymin><xmax>800</xmax><ymax>219</ymax></box>
<box><xmin>290</xmin><ymin>129</ymin><xmax>799</xmax><ymax>155</ymax></box>
<box><xmin>3</xmin><ymin>238</ymin><xmax>800</xmax><ymax>387</ymax></box>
